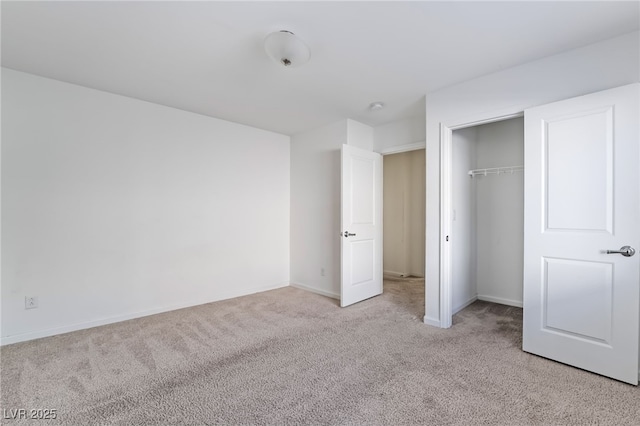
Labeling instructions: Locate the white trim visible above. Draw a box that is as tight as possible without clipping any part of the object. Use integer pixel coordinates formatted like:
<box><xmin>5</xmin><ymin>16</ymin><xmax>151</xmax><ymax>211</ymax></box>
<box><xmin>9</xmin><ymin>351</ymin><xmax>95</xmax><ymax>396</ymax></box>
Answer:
<box><xmin>453</xmin><ymin>296</ymin><xmax>478</xmax><ymax>314</ymax></box>
<box><xmin>0</xmin><ymin>281</ymin><xmax>289</xmax><ymax>346</ymax></box>
<box><xmin>377</xmin><ymin>141</ymin><xmax>425</xmax><ymax>155</ymax></box>
<box><xmin>439</xmin><ymin>123</ymin><xmax>453</xmax><ymax>328</ymax></box>
<box><xmin>448</xmin><ymin>112</ymin><xmax>524</xmax><ymax>131</ymax></box>
<box><xmin>290</xmin><ymin>282</ymin><xmax>340</xmax><ymax>300</ymax></box>
<box><xmin>423</xmin><ymin>316</ymin><xmax>441</xmax><ymax>327</ymax></box>
<box><xmin>477</xmin><ymin>295</ymin><xmax>523</xmax><ymax>308</ymax></box>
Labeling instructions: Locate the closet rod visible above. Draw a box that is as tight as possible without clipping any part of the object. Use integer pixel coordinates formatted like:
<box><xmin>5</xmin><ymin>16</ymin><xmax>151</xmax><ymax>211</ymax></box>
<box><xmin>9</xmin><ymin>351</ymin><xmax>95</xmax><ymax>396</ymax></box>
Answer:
<box><xmin>468</xmin><ymin>165</ymin><xmax>524</xmax><ymax>178</ymax></box>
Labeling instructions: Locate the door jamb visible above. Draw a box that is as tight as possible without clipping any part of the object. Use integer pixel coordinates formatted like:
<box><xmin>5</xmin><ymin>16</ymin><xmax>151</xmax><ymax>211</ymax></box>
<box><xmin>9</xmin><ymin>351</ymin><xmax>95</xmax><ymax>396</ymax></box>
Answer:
<box><xmin>439</xmin><ymin>112</ymin><xmax>524</xmax><ymax>328</ymax></box>
<box><xmin>377</xmin><ymin>141</ymin><xmax>426</xmax><ymax>156</ymax></box>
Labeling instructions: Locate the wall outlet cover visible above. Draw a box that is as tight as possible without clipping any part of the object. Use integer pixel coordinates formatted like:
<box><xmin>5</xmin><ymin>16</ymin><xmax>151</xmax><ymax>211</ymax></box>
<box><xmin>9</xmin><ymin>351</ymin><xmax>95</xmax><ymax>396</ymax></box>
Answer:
<box><xmin>25</xmin><ymin>296</ymin><xmax>38</xmax><ymax>309</ymax></box>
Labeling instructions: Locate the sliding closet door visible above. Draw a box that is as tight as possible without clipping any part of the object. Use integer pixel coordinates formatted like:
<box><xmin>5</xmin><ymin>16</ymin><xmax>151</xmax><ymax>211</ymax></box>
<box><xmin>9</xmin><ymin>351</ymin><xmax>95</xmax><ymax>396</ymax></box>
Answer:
<box><xmin>523</xmin><ymin>84</ymin><xmax>639</xmax><ymax>385</ymax></box>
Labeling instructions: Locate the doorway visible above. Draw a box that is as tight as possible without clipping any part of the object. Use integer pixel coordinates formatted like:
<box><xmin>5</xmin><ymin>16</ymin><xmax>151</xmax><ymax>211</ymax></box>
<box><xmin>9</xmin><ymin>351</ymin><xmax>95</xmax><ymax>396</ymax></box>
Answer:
<box><xmin>382</xmin><ymin>149</ymin><xmax>426</xmax><ymax>318</ymax></box>
<box><xmin>450</xmin><ymin>118</ymin><xmax>524</xmax><ymax>314</ymax></box>
<box><xmin>383</xmin><ymin>149</ymin><xmax>425</xmax><ymax>279</ymax></box>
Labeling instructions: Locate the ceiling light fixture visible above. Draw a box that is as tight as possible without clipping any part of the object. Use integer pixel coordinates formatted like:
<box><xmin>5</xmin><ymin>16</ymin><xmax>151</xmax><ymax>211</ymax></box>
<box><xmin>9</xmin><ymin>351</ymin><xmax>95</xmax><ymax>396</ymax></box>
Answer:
<box><xmin>369</xmin><ymin>101</ymin><xmax>385</xmax><ymax>111</ymax></box>
<box><xmin>264</xmin><ymin>30</ymin><xmax>310</xmax><ymax>68</ymax></box>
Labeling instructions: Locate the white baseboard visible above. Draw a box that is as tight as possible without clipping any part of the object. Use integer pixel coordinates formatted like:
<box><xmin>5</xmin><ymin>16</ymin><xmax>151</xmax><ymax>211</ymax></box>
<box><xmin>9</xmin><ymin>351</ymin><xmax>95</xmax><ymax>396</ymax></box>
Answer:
<box><xmin>423</xmin><ymin>316</ymin><xmax>441</xmax><ymax>327</ymax></box>
<box><xmin>290</xmin><ymin>282</ymin><xmax>339</xmax><ymax>300</ymax></box>
<box><xmin>0</xmin><ymin>281</ymin><xmax>289</xmax><ymax>346</ymax></box>
<box><xmin>477</xmin><ymin>295</ymin><xmax>523</xmax><ymax>308</ymax></box>
<box><xmin>453</xmin><ymin>296</ymin><xmax>478</xmax><ymax>314</ymax></box>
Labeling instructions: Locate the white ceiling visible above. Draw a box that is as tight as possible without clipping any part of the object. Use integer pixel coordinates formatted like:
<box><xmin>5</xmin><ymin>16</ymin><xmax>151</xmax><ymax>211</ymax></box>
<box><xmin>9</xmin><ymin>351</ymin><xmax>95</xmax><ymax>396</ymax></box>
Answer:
<box><xmin>2</xmin><ymin>1</ymin><xmax>638</xmax><ymax>135</ymax></box>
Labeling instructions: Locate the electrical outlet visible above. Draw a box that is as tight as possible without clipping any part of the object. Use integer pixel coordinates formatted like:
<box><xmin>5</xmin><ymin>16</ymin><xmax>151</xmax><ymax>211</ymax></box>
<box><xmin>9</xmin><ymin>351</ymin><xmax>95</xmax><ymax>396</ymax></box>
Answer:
<box><xmin>321</xmin><ymin>267</ymin><xmax>325</xmax><ymax>277</ymax></box>
<box><xmin>25</xmin><ymin>296</ymin><xmax>38</xmax><ymax>310</ymax></box>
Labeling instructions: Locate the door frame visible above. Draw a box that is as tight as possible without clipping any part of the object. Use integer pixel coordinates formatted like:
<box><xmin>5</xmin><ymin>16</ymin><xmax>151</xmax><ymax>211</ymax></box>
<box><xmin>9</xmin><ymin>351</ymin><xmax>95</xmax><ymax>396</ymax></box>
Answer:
<box><xmin>439</xmin><ymin>111</ymin><xmax>524</xmax><ymax>328</ymax></box>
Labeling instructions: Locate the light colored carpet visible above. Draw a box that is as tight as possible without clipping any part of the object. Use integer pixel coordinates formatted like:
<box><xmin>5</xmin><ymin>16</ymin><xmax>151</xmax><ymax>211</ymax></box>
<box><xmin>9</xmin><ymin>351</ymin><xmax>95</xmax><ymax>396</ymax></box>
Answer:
<box><xmin>1</xmin><ymin>279</ymin><xmax>639</xmax><ymax>425</ymax></box>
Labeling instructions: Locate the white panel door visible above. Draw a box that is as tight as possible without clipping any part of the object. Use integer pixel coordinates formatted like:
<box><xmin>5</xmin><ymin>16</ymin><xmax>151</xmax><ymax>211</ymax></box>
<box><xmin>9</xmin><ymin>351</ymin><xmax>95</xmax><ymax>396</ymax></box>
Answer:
<box><xmin>341</xmin><ymin>144</ymin><xmax>383</xmax><ymax>307</ymax></box>
<box><xmin>523</xmin><ymin>84</ymin><xmax>639</xmax><ymax>385</ymax></box>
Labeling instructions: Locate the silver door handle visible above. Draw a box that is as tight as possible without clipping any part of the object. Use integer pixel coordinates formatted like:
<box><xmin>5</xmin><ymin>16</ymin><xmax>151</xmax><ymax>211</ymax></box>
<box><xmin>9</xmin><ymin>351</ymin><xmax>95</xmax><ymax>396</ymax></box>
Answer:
<box><xmin>343</xmin><ymin>231</ymin><xmax>356</xmax><ymax>238</ymax></box>
<box><xmin>606</xmin><ymin>246</ymin><xmax>636</xmax><ymax>257</ymax></box>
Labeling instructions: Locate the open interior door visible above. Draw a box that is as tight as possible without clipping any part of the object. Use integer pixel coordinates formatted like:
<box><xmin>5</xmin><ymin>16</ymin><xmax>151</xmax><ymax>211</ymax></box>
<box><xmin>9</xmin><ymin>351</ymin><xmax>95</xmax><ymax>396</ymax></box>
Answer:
<box><xmin>341</xmin><ymin>144</ymin><xmax>383</xmax><ymax>307</ymax></box>
<box><xmin>523</xmin><ymin>84</ymin><xmax>640</xmax><ymax>385</ymax></box>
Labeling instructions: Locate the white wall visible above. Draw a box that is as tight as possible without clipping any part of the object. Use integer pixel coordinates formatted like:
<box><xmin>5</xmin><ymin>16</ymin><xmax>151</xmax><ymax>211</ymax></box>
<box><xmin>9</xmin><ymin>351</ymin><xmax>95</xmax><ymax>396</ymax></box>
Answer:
<box><xmin>425</xmin><ymin>31</ymin><xmax>640</xmax><ymax>326</ymax></box>
<box><xmin>373</xmin><ymin>116</ymin><xmax>426</xmax><ymax>154</ymax></box>
<box><xmin>383</xmin><ymin>149</ymin><xmax>425</xmax><ymax>278</ymax></box>
<box><xmin>1</xmin><ymin>69</ymin><xmax>291</xmax><ymax>344</ymax></box>
<box><xmin>451</xmin><ymin>128</ymin><xmax>477</xmax><ymax>313</ymax></box>
<box><xmin>475</xmin><ymin>118</ymin><xmax>524</xmax><ymax>307</ymax></box>
<box><xmin>347</xmin><ymin>119</ymin><xmax>374</xmax><ymax>151</ymax></box>
<box><xmin>290</xmin><ymin>120</ymin><xmax>347</xmax><ymax>299</ymax></box>
<box><xmin>290</xmin><ymin>119</ymin><xmax>373</xmax><ymax>298</ymax></box>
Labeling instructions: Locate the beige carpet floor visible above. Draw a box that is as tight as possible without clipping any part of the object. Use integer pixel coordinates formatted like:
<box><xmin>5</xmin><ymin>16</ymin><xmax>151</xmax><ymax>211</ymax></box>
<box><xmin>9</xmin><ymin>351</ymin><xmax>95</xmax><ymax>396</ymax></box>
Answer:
<box><xmin>1</xmin><ymin>278</ymin><xmax>639</xmax><ymax>425</ymax></box>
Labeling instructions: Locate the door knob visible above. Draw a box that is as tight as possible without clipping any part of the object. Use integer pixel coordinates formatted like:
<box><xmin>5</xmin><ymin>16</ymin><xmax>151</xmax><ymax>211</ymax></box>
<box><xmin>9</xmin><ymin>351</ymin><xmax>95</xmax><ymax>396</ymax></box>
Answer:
<box><xmin>606</xmin><ymin>246</ymin><xmax>636</xmax><ymax>257</ymax></box>
<box><xmin>343</xmin><ymin>231</ymin><xmax>356</xmax><ymax>238</ymax></box>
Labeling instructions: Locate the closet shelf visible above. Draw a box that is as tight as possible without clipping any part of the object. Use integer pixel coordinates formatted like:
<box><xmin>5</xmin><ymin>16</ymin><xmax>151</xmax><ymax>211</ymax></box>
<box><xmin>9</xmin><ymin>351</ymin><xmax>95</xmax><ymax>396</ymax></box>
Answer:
<box><xmin>468</xmin><ymin>165</ymin><xmax>524</xmax><ymax>178</ymax></box>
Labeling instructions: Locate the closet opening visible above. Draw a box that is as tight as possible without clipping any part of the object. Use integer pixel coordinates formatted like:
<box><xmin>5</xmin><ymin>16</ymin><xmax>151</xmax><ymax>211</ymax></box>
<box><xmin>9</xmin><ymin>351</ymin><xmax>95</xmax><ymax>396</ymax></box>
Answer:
<box><xmin>448</xmin><ymin>116</ymin><xmax>525</xmax><ymax>318</ymax></box>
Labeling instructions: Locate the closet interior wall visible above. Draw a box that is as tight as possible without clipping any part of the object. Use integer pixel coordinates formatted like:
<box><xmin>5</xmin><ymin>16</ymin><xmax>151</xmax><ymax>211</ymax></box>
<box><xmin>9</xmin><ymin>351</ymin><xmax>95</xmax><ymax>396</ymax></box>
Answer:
<box><xmin>452</xmin><ymin>118</ymin><xmax>524</xmax><ymax>313</ymax></box>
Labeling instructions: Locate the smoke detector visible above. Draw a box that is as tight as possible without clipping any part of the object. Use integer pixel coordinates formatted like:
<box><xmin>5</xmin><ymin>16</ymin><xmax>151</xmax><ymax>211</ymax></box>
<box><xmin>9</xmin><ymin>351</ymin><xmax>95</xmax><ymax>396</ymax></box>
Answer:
<box><xmin>368</xmin><ymin>101</ymin><xmax>385</xmax><ymax>111</ymax></box>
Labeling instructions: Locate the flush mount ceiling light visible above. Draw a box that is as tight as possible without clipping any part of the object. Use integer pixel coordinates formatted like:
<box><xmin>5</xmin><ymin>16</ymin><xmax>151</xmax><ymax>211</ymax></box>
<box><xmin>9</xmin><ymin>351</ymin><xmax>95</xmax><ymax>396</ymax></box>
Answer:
<box><xmin>368</xmin><ymin>101</ymin><xmax>385</xmax><ymax>111</ymax></box>
<box><xmin>264</xmin><ymin>30</ymin><xmax>310</xmax><ymax>68</ymax></box>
